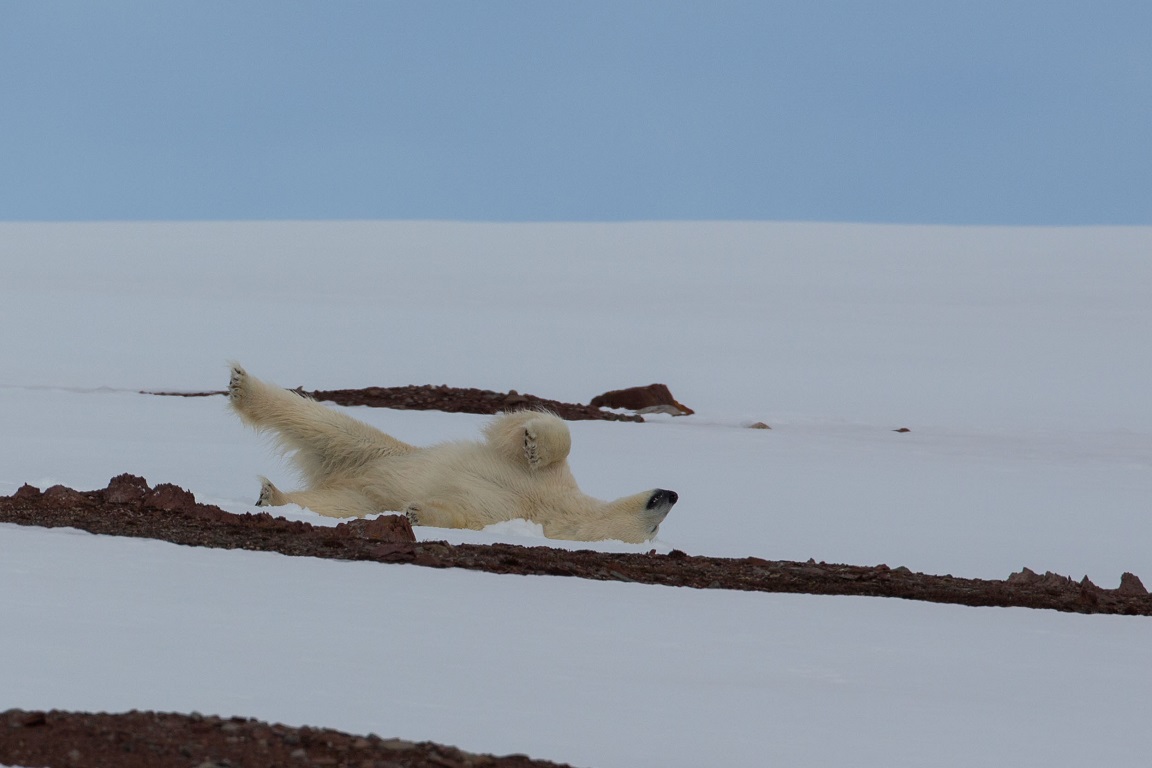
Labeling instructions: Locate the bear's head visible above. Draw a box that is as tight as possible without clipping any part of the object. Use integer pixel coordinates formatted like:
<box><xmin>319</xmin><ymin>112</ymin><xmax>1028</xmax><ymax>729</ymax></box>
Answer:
<box><xmin>546</xmin><ymin>487</ymin><xmax>677</xmax><ymax>544</ymax></box>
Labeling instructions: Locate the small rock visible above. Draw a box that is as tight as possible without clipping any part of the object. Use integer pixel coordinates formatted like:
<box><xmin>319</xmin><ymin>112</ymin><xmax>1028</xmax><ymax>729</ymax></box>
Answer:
<box><xmin>104</xmin><ymin>473</ymin><xmax>151</xmax><ymax>503</ymax></box>
<box><xmin>1007</xmin><ymin>567</ymin><xmax>1039</xmax><ymax>584</ymax></box>
<box><xmin>334</xmin><ymin>515</ymin><xmax>416</xmax><ymax>543</ymax></box>
<box><xmin>893</xmin><ymin>427</ymin><xmax>911</xmax><ymax>433</ymax></box>
<box><xmin>748</xmin><ymin>422</ymin><xmax>771</xmax><ymax>429</ymax></box>
<box><xmin>1117</xmin><ymin>572</ymin><xmax>1148</xmax><ymax>596</ymax></box>
<box><xmin>144</xmin><ymin>483</ymin><xmax>196</xmax><ymax>512</ymax></box>
<box><xmin>43</xmin><ymin>485</ymin><xmax>86</xmax><ymax>505</ymax></box>
<box><xmin>362</xmin><ymin>514</ymin><xmax>416</xmax><ymax>542</ymax></box>
<box><xmin>12</xmin><ymin>483</ymin><xmax>41</xmax><ymax>500</ymax></box>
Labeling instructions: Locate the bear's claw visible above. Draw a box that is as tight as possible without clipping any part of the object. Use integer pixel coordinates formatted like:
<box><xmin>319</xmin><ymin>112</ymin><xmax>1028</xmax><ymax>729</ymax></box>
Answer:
<box><xmin>228</xmin><ymin>363</ymin><xmax>247</xmax><ymax>403</ymax></box>
<box><xmin>523</xmin><ymin>428</ymin><xmax>540</xmax><ymax>470</ymax></box>
<box><xmin>404</xmin><ymin>503</ymin><xmax>422</xmax><ymax>527</ymax></box>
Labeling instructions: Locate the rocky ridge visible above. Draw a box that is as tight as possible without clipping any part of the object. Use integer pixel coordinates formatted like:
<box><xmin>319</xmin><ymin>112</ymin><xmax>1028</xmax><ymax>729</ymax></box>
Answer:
<box><xmin>3</xmin><ymin>474</ymin><xmax>1148</xmax><ymax>617</ymax></box>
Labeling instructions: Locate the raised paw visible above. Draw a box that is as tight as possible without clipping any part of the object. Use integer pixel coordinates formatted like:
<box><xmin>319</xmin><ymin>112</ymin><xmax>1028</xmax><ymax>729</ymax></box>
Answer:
<box><xmin>523</xmin><ymin>427</ymin><xmax>541</xmax><ymax>469</ymax></box>
<box><xmin>228</xmin><ymin>363</ymin><xmax>248</xmax><ymax>403</ymax></box>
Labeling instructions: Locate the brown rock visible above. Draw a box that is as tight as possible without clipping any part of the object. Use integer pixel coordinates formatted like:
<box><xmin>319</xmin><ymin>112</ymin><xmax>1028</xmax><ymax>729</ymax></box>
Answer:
<box><xmin>1039</xmin><ymin>571</ymin><xmax>1073</xmax><ymax>588</ymax></box>
<box><xmin>104</xmin><ymin>474</ymin><xmax>151</xmax><ymax>503</ymax></box>
<box><xmin>589</xmin><ymin>384</ymin><xmax>694</xmax><ymax>416</ymax></box>
<box><xmin>747</xmin><ymin>422</ymin><xmax>771</xmax><ymax>429</ymax></box>
<box><xmin>145</xmin><ymin>484</ymin><xmax>197</xmax><ymax>513</ymax></box>
<box><xmin>333</xmin><ymin>515</ymin><xmax>416</xmax><ymax>543</ymax></box>
<box><xmin>1007</xmin><ymin>567</ymin><xmax>1039</xmax><ymax>584</ymax></box>
<box><xmin>1117</xmin><ymin>572</ymin><xmax>1148</xmax><ymax>596</ymax></box>
<box><xmin>12</xmin><ymin>484</ymin><xmax>41</xmax><ymax>500</ymax></box>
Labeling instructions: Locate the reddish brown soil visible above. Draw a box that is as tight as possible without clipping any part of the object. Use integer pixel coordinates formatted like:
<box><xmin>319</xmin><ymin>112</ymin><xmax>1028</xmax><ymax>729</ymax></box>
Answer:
<box><xmin>4</xmin><ymin>475</ymin><xmax>1149</xmax><ymax>617</ymax></box>
<box><xmin>147</xmin><ymin>384</ymin><xmax>643</xmax><ymax>422</ymax></box>
<box><xmin>0</xmin><ymin>709</ymin><xmax>572</xmax><ymax>768</ymax></box>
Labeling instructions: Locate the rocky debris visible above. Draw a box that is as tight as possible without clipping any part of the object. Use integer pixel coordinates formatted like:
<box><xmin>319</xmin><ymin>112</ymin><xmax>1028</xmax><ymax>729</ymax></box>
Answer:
<box><xmin>305</xmin><ymin>384</ymin><xmax>644</xmax><ymax>422</ymax></box>
<box><xmin>103</xmin><ymin>472</ymin><xmax>150</xmax><ymax>503</ymax></box>
<box><xmin>3</xmin><ymin>475</ymin><xmax>416</xmax><ymax>558</ymax></box>
<box><xmin>147</xmin><ymin>383</ymin><xmax>644</xmax><ymax>422</ymax></box>
<box><xmin>334</xmin><ymin>514</ymin><xmax>416</xmax><ymax>542</ymax></box>
<box><xmin>141</xmin><ymin>390</ymin><xmax>227</xmax><ymax>398</ymax></box>
<box><xmin>1117</xmin><ymin>571</ymin><xmax>1148</xmax><ymax>596</ymax></box>
<box><xmin>0</xmin><ymin>709</ymin><xmax>573</xmax><ymax>768</ymax></box>
<box><xmin>588</xmin><ymin>383</ymin><xmax>694</xmax><ymax>416</ymax></box>
<box><xmin>3</xmin><ymin>476</ymin><xmax>1150</xmax><ymax>617</ymax></box>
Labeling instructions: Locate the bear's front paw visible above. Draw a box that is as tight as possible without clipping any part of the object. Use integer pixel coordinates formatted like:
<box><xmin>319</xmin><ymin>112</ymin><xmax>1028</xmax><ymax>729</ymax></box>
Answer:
<box><xmin>523</xmin><ymin>427</ymin><xmax>541</xmax><ymax>469</ymax></box>
<box><xmin>404</xmin><ymin>502</ymin><xmax>422</xmax><ymax>527</ymax></box>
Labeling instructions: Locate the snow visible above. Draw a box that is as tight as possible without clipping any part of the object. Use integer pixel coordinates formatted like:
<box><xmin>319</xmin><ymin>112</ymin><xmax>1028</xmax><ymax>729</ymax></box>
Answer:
<box><xmin>2</xmin><ymin>220</ymin><xmax>1151</xmax><ymax>766</ymax></box>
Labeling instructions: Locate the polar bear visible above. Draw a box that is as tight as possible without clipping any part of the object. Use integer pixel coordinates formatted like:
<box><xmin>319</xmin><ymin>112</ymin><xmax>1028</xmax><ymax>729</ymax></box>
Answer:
<box><xmin>226</xmin><ymin>364</ymin><xmax>677</xmax><ymax>543</ymax></box>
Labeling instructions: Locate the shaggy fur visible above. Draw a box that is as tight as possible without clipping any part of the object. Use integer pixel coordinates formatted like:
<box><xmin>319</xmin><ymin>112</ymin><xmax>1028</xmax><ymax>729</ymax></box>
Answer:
<box><xmin>227</xmin><ymin>364</ymin><xmax>677</xmax><ymax>543</ymax></box>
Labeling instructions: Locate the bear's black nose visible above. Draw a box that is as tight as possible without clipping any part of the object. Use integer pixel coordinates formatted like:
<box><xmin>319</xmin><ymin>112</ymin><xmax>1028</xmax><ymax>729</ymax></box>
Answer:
<box><xmin>647</xmin><ymin>489</ymin><xmax>679</xmax><ymax>509</ymax></box>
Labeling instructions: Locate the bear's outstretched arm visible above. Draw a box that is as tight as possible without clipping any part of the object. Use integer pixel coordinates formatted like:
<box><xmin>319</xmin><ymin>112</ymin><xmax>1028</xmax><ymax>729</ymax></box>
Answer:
<box><xmin>228</xmin><ymin>363</ymin><xmax>416</xmax><ymax>487</ymax></box>
<box><xmin>256</xmin><ymin>477</ymin><xmax>380</xmax><ymax>518</ymax></box>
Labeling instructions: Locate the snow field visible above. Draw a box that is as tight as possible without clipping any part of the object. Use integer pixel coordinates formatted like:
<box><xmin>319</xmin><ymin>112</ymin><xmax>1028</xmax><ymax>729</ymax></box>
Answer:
<box><xmin>4</xmin><ymin>524</ymin><xmax>1151</xmax><ymax>768</ymax></box>
<box><xmin>2</xmin><ymin>220</ymin><xmax>1151</xmax><ymax>766</ymax></box>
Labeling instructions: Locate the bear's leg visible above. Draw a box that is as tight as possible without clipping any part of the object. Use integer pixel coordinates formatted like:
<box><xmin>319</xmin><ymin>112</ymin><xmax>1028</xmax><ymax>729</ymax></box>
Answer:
<box><xmin>404</xmin><ymin>499</ymin><xmax>480</xmax><ymax>530</ymax></box>
<box><xmin>228</xmin><ymin>363</ymin><xmax>416</xmax><ymax>487</ymax></box>
<box><xmin>521</xmin><ymin>415</ymin><xmax>572</xmax><ymax>470</ymax></box>
<box><xmin>256</xmin><ymin>481</ymin><xmax>378</xmax><ymax>518</ymax></box>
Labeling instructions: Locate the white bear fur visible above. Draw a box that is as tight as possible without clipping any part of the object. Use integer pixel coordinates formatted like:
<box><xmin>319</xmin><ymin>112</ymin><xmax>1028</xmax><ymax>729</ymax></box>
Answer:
<box><xmin>227</xmin><ymin>364</ymin><xmax>675</xmax><ymax>543</ymax></box>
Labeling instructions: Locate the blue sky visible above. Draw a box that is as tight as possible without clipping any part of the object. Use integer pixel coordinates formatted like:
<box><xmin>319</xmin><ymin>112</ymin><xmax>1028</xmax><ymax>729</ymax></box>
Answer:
<box><xmin>2</xmin><ymin>1</ymin><xmax>1149</xmax><ymax>224</ymax></box>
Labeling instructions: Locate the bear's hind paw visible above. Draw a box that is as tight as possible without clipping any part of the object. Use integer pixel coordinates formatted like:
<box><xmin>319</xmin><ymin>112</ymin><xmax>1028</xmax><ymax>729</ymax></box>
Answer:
<box><xmin>404</xmin><ymin>502</ymin><xmax>422</xmax><ymax>527</ymax></box>
<box><xmin>227</xmin><ymin>363</ymin><xmax>248</xmax><ymax>403</ymax></box>
<box><xmin>256</xmin><ymin>476</ymin><xmax>281</xmax><ymax>507</ymax></box>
